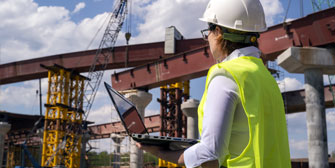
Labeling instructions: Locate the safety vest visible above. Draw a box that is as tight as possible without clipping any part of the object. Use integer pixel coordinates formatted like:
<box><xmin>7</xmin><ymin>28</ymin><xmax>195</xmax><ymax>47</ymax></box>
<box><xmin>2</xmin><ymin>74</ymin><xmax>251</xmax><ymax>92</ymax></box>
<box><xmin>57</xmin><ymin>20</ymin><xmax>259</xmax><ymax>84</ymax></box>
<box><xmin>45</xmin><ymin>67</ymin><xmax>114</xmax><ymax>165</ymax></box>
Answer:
<box><xmin>198</xmin><ymin>56</ymin><xmax>291</xmax><ymax>168</ymax></box>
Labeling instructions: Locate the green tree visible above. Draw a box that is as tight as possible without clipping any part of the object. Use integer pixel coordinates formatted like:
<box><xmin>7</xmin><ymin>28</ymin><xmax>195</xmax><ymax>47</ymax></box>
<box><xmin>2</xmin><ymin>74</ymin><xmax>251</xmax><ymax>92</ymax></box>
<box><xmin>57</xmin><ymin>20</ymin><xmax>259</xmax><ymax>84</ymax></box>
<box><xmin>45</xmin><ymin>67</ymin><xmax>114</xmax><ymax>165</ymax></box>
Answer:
<box><xmin>87</xmin><ymin>151</ymin><xmax>111</xmax><ymax>166</ymax></box>
<box><xmin>144</xmin><ymin>152</ymin><xmax>159</xmax><ymax>166</ymax></box>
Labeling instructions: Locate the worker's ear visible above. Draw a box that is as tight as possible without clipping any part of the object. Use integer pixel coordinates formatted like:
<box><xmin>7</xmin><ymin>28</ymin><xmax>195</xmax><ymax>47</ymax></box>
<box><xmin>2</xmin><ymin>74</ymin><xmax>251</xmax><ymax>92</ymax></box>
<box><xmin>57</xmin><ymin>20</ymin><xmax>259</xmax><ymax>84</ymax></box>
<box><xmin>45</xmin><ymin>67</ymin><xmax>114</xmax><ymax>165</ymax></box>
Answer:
<box><xmin>214</xmin><ymin>26</ymin><xmax>222</xmax><ymax>35</ymax></box>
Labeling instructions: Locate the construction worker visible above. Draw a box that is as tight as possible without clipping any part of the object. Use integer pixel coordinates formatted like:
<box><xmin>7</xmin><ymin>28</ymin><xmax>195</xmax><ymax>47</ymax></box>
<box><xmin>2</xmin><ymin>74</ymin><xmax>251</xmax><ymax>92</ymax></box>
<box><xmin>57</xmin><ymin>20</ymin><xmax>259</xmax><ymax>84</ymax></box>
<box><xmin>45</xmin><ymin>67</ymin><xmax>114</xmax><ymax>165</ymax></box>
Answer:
<box><xmin>137</xmin><ymin>0</ymin><xmax>291</xmax><ymax>167</ymax></box>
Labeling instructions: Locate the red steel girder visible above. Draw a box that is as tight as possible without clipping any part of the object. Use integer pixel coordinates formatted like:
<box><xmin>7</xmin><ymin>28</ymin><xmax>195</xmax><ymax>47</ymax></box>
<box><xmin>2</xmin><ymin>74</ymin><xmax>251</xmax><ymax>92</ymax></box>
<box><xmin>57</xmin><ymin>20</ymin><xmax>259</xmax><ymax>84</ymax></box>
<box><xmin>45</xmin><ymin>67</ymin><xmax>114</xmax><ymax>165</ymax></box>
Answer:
<box><xmin>0</xmin><ymin>39</ymin><xmax>206</xmax><ymax>85</ymax></box>
<box><xmin>112</xmin><ymin>46</ymin><xmax>215</xmax><ymax>90</ymax></box>
<box><xmin>111</xmin><ymin>7</ymin><xmax>335</xmax><ymax>91</ymax></box>
<box><xmin>87</xmin><ymin>114</ymin><xmax>161</xmax><ymax>140</ymax></box>
<box><xmin>259</xmin><ymin>7</ymin><xmax>335</xmax><ymax>61</ymax></box>
<box><xmin>283</xmin><ymin>85</ymin><xmax>335</xmax><ymax>113</ymax></box>
<box><xmin>2</xmin><ymin>7</ymin><xmax>334</xmax><ymax>85</ymax></box>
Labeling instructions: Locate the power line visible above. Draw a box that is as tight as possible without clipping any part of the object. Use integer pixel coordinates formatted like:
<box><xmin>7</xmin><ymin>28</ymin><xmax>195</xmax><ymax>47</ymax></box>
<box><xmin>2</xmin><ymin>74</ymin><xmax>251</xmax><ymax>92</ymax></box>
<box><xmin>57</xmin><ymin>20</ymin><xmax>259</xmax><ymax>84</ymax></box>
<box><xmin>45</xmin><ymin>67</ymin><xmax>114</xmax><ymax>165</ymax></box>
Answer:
<box><xmin>300</xmin><ymin>0</ymin><xmax>304</xmax><ymax>17</ymax></box>
<box><xmin>283</xmin><ymin>0</ymin><xmax>292</xmax><ymax>22</ymax></box>
<box><xmin>0</xmin><ymin>44</ymin><xmax>2</xmax><ymax>110</ymax></box>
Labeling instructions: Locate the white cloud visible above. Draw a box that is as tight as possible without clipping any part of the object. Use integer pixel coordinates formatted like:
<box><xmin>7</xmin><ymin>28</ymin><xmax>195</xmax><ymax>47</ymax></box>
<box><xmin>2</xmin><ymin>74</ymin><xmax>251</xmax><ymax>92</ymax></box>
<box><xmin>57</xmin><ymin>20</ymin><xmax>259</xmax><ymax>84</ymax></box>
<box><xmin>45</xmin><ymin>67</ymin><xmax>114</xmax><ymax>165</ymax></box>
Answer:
<box><xmin>287</xmin><ymin>112</ymin><xmax>307</xmax><ymax>134</ymax></box>
<box><xmin>127</xmin><ymin>0</ymin><xmax>284</xmax><ymax>45</ymax></box>
<box><xmin>289</xmin><ymin>137</ymin><xmax>335</xmax><ymax>158</ymax></box>
<box><xmin>72</xmin><ymin>2</ymin><xmax>86</xmax><ymax>14</ymax></box>
<box><xmin>259</xmin><ymin>0</ymin><xmax>284</xmax><ymax>26</ymax></box>
<box><xmin>129</xmin><ymin>0</ymin><xmax>208</xmax><ymax>44</ymax></box>
<box><xmin>0</xmin><ymin>0</ymin><xmax>108</xmax><ymax>64</ymax></box>
<box><xmin>278</xmin><ymin>77</ymin><xmax>304</xmax><ymax>92</ymax></box>
<box><xmin>0</xmin><ymin>0</ymin><xmax>286</xmax><ymax>64</ymax></box>
<box><xmin>88</xmin><ymin>104</ymin><xmax>116</xmax><ymax>125</ymax></box>
<box><xmin>289</xmin><ymin>139</ymin><xmax>308</xmax><ymax>158</ymax></box>
<box><xmin>145</xmin><ymin>109</ymin><xmax>159</xmax><ymax>116</ymax></box>
<box><xmin>290</xmin><ymin>139</ymin><xmax>308</xmax><ymax>151</ymax></box>
<box><xmin>0</xmin><ymin>79</ymin><xmax>47</xmax><ymax>110</ymax></box>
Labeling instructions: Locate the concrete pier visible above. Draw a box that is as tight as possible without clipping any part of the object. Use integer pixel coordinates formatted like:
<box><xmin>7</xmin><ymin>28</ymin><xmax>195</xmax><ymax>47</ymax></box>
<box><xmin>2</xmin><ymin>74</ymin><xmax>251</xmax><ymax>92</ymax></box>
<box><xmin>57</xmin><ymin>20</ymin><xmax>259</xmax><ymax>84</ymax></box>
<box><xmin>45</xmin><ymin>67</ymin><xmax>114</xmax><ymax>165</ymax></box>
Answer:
<box><xmin>0</xmin><ymin>122</ymin><xmax>11</xmax><ymax>167</ymax></box>
<box><xmin>278</xmin><ymin>47</ymin><xmax>335</xmax><ymax>168</ymax></box>
<box><xmin>79</xmin><ymin>133</ymin><xmax>90</xmax><ymax>168</ymax></box>
<box><xmin>181</xmin><ymin>99</ymin><xmax>200</xmax><ymax>139</ymax></box>
<box><xmin>305</xmin><ymin>69</ymin><xmax>329</xmax><ymax>168</ymax></box>
<box><xmin>111</xmin><ymin>134</ymin><xmax>125</xmax><ymax>168</ymax></box>
<box><xmin>125</xmin><ymin>90</ymin><xmax>152</xmax><ymax>168</ymax></box>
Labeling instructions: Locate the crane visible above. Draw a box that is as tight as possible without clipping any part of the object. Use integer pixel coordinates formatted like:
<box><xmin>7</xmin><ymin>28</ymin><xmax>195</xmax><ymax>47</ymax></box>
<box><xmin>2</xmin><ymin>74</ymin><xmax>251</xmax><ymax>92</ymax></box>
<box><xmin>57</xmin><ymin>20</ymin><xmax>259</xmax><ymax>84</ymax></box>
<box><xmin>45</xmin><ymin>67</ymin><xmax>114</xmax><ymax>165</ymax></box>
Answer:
<box><xmin>82</xmin><ymin>0</ymin><xmax>129</xmax><ymax>119</ymax></box>
<box><xmin>41</xmin><ymin>1</ymin><xmax>129</xmax><ymax>167</ymax></box>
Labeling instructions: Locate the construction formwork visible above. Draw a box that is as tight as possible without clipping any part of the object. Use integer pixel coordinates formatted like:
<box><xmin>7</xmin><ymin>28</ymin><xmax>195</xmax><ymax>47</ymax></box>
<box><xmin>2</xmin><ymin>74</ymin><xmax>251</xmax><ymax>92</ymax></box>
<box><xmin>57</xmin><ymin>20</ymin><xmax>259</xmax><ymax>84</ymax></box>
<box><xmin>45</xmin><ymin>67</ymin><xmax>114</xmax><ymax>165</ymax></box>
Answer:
<box><xmin>41</xmin><ymin>64</ymin><xmax>87</xmax><ymax>168</ymax></box>
<box><xmin>158</xmin><ymin>81</ymin><xmax>189</xmax><ymax>168</ymax></box>
<box><xmin>159</xmin><ymin>82</ymin><xmax>189</xmax><ymax>138</ymax></box>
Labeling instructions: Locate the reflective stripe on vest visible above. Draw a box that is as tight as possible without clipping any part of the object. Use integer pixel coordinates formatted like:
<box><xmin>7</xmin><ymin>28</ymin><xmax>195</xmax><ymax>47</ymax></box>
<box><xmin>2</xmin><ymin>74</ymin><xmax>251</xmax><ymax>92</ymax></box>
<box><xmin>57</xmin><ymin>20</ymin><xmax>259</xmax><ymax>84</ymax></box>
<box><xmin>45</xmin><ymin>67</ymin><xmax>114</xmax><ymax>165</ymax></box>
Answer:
<box><xmin>198</xmin><ymin>56</ymin><xmax>291</xmax><ymax>168</ymax></box>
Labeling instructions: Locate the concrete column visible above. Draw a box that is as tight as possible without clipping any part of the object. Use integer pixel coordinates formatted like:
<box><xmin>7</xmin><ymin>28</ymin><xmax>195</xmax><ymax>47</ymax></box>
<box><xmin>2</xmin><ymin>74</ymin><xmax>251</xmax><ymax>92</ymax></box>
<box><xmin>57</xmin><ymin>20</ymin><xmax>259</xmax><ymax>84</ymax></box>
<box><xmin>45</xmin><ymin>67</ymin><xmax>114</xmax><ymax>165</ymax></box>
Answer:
<box><xmin>278</xmin><ymin>47</ymin><xmax>335</xmax><ymax>168</ymax></box>
<box><xmin>79</xmin><ymin>133</ymin><xmax>90</xmax><ymax>168</ymax></box>
<box><xmin>0</xmin><ymin>122</ymin><xmax>11</xmax><ymax>168</ymax></box>
<box><xmin>111</xmin><ymin>134</ymin><xmax>125</xmax><ymax>168</ymax></box>
<box><xmin>181</xmin><ymin>99</ymin><xmax>199</xmax><ymax>139</ymax></box>
<box><xmin>164</xmin><ymin>26</ymin><xmax>183</xmax><ymax>55</ymax></box>
<box><xmin>125</xmin><ymin>91</ymin><xmax>152</xmax><ymax>168</ymax></box>
<box><xmin>305</xmin><ymin>69</ymin><xmax>329</xmax><ymax>168</ymax></box>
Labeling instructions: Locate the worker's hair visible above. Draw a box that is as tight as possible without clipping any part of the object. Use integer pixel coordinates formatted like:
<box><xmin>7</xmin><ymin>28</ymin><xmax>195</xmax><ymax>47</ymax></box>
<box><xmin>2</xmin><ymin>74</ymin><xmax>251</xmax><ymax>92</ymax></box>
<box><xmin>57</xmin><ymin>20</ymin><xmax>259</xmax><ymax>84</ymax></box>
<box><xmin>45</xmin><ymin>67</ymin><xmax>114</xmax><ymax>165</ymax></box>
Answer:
<box><xmin>215</xmin><ymin>27</ymin><xmax>259</xmax><ymax>55</ymax></box>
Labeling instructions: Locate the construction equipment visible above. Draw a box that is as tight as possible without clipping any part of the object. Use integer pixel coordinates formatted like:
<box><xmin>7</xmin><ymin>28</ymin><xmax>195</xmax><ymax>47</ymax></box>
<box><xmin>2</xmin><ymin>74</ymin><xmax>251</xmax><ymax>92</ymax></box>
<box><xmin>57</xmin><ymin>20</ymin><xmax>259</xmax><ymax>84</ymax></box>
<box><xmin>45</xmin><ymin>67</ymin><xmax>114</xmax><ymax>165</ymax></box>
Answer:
<box><xmin>311</xmin><ymin>0</ymin><xmax>335</xmax><ymax>11</ymax></box>
<box><xmin>159</xmin><ymin>81</ymin><xmax>189</xmax><ymax>138</ymax></box>
<box><xmin>158</xmin><ymin>81</ymin><xmax>189</xmax><ymax>168</ymax></box>
<box><xmin>40</xmin><ymin>0</ymin><xmax>129</xmax><ymax>167</ymax></box>
<box><xmin>41</xmin><ymin>64</ymin><xmax>87</xmax><ymax>167</ymax></box>
<box><xmin>81</xmin><ymin>0</ymin><xmax>129</xmax><ymax>120</ymax></box>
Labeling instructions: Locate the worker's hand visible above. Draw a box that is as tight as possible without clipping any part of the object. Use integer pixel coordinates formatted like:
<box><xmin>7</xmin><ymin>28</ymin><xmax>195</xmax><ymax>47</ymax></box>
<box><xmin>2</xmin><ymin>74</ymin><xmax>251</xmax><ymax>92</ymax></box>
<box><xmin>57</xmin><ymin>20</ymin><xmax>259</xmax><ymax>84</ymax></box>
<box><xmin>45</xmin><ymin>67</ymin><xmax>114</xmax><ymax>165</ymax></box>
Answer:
<box><xmin>136</xmin><ymin>142</ymin><xmax>164</xmax><ymax>156</ymax></box>
<box><xmin>136</xmin><ymin>142</ymin><xmax>185</xmax><ymax>165</ymax></box>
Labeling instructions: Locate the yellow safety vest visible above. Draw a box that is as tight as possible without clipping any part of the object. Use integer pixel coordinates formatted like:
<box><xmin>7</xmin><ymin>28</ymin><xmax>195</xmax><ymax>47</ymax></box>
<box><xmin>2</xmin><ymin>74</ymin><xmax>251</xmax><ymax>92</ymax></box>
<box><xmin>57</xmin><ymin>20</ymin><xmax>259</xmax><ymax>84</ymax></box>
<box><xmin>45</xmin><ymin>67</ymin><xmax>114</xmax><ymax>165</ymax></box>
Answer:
<box><xmin>198</xmin><ymin>56</ymin><xmax>291</xmax><ymax>167</ymax></box>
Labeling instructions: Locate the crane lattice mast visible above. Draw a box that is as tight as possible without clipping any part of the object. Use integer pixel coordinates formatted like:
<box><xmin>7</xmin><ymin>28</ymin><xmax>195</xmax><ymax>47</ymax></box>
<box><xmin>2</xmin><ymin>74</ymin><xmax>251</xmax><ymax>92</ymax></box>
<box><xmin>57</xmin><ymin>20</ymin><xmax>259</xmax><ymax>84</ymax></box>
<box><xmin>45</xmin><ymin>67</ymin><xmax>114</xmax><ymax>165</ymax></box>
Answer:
<box><xmin>83</xmin><ymin>0</ymin><xmax>128</xmax><ymax>119</ymax></box>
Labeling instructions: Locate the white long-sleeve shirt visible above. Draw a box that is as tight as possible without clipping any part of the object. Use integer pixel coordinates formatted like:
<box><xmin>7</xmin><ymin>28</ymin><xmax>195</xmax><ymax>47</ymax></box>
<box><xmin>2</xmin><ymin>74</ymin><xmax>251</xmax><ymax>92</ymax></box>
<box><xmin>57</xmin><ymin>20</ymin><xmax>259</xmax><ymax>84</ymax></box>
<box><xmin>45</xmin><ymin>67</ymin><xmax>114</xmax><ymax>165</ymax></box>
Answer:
<box><xmin>184</xmin><ymin>46</ymin><xmax>261</xmax><ymax>167</ymax></box>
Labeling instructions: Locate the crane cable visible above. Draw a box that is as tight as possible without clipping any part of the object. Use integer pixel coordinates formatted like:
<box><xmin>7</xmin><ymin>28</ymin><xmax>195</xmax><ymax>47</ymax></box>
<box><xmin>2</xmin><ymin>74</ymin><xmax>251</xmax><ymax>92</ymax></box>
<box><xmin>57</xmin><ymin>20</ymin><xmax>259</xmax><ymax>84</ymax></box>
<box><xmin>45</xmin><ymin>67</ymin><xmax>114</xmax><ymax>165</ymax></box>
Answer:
<box><xmin>125</xmin><ymin>0</ymin><xmax>132</xmax><ymax>44</ymax></box>
<box><xmin>124</xmin><ymin>0</ymin><xmax>132</xmax><ymax>67</ymax></box>
<box><xmin>86</xmin><ymin>12</ymin><xmax>113</xmax><ymax>50</ymax></box>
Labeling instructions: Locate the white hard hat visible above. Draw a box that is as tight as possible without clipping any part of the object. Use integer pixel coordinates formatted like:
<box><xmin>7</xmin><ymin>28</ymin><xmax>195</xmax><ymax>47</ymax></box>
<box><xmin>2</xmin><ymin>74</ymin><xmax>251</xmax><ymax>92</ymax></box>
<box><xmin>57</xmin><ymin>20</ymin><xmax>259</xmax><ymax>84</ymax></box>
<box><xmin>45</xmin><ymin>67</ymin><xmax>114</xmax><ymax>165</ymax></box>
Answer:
<box><xmin>199</xmin><ymin>0</ymin><xmax>267</xmax><ymax>32</ymax></box>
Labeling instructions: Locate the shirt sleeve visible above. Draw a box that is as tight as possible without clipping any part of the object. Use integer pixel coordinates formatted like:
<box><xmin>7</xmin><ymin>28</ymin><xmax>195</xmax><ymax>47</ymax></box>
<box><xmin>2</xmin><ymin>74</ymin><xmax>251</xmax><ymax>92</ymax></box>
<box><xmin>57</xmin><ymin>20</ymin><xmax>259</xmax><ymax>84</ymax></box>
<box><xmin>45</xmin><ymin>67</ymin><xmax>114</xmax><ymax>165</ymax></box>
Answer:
<box><xmin>184</xmin><ymin>75</ymin><xmax>239</xmax><ymax>168</ymax></box>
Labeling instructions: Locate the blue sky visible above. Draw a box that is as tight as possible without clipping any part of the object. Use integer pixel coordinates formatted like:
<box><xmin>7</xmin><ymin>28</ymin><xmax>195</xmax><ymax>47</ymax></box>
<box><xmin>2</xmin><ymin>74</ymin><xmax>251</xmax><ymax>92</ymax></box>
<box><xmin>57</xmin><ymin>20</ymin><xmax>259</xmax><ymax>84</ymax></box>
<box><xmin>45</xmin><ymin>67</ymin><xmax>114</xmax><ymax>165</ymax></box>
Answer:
<box><xmin>0</xmin><ymin>0</ymin><xmax>335</xmax><ymax>158</ymax></box>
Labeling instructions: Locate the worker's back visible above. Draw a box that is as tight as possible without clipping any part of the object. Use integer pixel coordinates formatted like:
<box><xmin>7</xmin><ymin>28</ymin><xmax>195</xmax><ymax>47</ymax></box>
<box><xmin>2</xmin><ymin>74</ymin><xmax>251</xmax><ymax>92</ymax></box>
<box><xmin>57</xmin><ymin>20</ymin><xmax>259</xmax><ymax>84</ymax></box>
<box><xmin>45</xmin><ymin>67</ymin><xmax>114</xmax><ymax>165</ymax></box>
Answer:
<box><xmin>208</xmin><ymin>56</ymin><xmax>291</xmax><ymax>167</ymax></box>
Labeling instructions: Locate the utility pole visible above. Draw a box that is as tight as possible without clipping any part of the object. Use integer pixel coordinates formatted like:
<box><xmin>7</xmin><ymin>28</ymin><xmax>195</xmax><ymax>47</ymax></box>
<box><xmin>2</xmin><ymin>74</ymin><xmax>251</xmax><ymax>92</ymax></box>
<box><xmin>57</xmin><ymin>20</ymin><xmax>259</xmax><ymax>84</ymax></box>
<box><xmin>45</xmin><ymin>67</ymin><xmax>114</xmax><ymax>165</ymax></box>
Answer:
<box><xmin>39</xmin><ymin>78</ymin><xmax>42</xmax><ymax>116</ymax></box>
<box><xmin>0</xmin><ymin>44</ymin><xmax>2</xmax><ymax>110</ymax></box>
<box><xmin>300</xmin><ymin>0</ymin><xmax>304</xmax><ymax>17</ymax></box>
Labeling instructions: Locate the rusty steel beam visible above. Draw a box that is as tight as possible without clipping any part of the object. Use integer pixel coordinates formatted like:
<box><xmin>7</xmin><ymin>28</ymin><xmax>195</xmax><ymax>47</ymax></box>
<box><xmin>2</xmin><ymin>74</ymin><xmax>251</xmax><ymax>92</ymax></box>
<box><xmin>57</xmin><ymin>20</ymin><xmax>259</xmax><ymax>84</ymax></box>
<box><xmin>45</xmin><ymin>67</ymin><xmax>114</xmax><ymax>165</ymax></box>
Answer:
<box><xmin>0</xmin><ymin>39</ymin><xmax>206</xmax><ymax>85</ymax></box>
<box><xmin>2</xmin><ymin>7</ymin><xmax>334</xmax><ymax>85</ymax></box>
<box><xmin>284</xmin><ymin>85</ymin><xmax>335</xmax><ymax>113</ymax></box>
<box><xmin>112</xmin><ymin>46</ymin><xmax>215</xmax><ymax>90</ymax></box>
<box><xmin>88</xmin><ymin>114</ymin><xmax>161</xmax><ymax>140</ymax></box>
<box><xmin>111</xmin><ymin>7</ymin><xmax>335</xmax><ymax>91</ymax></box>
<box><xmin>259</xmin><ymin>7</ymin><xmax>335</xmax><ymax>61</ymax></box>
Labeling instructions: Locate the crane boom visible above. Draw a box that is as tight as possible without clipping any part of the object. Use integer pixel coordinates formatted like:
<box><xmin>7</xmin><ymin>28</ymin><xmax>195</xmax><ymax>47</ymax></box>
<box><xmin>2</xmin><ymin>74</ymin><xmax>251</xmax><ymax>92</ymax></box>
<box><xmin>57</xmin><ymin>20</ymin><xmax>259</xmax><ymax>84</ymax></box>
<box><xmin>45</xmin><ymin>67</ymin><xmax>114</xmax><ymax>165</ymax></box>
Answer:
<box><xmin>82</xmin><ymin>0</ymin><xmax>128</xmax><ymax>119</ymax></box>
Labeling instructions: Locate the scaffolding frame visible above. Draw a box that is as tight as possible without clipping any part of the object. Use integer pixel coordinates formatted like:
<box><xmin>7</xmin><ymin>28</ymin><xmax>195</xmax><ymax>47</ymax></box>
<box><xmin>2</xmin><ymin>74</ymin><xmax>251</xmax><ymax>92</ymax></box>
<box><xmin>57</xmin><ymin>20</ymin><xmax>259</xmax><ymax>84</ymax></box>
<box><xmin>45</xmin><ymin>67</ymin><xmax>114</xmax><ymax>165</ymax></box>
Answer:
<box><xmin>41</xmin><ymin>64</ymin><xmax>87</xmax><ymax>168</ymax></box>
<box><xmin>158</xmin><ymin>81</ymin><xmax>189</xmax><ymax>168</ymax></box>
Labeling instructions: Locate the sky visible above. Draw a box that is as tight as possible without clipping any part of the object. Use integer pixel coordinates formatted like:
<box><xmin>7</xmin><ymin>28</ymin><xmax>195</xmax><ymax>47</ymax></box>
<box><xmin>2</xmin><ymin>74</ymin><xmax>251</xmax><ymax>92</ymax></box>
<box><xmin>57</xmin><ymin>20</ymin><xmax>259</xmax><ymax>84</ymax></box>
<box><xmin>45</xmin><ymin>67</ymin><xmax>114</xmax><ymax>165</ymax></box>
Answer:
<box><xmin>0</xmin><ymin>0</ymin><xmax>335</xmax><ymax>159</ymax></box>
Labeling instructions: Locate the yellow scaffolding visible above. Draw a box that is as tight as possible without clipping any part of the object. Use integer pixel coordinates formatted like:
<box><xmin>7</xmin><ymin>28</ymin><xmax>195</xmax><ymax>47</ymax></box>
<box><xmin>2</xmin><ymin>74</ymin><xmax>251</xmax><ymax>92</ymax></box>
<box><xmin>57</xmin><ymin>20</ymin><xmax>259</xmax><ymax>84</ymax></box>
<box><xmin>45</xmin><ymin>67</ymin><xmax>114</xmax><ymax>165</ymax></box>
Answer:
<box><xmin>41</xmin><ymin>65</ymin><xmax>86</xmax><ymax>168</ymax></box>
